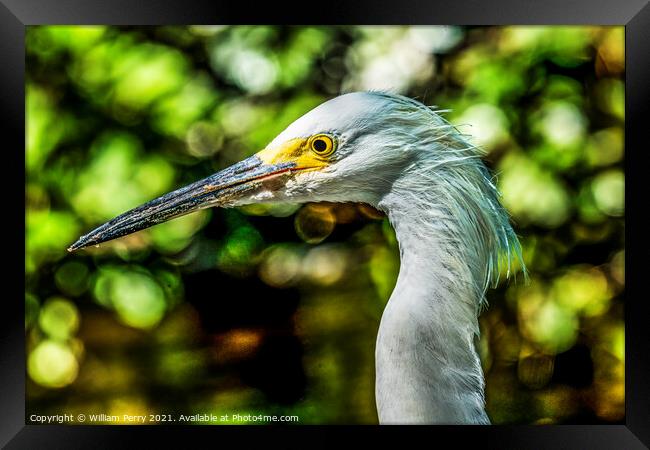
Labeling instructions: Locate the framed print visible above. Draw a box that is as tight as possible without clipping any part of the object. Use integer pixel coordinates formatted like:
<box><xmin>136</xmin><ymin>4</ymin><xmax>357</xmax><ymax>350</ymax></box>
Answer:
<box><xmin>4</xmin><ymin>0</ymin><xmax>649</xmax><ymax>448</ymax></box>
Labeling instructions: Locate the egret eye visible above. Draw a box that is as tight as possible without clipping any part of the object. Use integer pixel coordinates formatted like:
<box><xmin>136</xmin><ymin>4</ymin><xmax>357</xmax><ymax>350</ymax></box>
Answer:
<box><xmin>308</xmin><ymin>134</ymin><xmax>336</xmax><ymax>157</ymax></box>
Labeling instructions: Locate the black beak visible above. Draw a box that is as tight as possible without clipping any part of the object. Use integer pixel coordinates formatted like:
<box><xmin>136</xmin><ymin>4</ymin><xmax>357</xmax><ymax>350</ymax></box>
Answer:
<box><xmin>68</xmin><ymin>155</ymin><xmax>297</xmax><ymax>251</ymax></box>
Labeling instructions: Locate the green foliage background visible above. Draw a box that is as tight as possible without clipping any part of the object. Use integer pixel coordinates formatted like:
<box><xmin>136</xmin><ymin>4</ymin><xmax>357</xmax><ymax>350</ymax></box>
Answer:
<box><xmin>26</xmin><ymin>25</ymin><xmax>624</xmax><ymax>424</ymax></box>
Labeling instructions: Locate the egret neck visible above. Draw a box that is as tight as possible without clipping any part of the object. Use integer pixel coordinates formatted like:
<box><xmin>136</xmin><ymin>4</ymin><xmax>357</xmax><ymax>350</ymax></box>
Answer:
<box><xmin>375</xmin><ymin>174</ymin><xmax>490</xmax><ymax>424</ymax></box>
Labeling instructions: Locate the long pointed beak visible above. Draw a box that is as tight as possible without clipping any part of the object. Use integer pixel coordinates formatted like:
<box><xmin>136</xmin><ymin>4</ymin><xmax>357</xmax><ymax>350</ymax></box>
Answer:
<box><xmin>68</xmin><ymin>155</ymin><xmax>298</xmax><ymax>252</ymax></box>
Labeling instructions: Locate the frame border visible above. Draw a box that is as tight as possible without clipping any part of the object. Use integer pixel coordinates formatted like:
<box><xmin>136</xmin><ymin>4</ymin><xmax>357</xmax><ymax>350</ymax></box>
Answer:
<box><xmin>4</xmin><ymin>0</ymin><xmax>649</xmax><ymax>448</ymax></box>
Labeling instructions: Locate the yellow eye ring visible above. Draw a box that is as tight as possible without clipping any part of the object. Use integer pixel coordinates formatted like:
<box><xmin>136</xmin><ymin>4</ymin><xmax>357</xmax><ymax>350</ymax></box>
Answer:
<box><xmin>308</xmin><ymin>134</ymin><xmax>336</xmax><ymax>157</ymax></box>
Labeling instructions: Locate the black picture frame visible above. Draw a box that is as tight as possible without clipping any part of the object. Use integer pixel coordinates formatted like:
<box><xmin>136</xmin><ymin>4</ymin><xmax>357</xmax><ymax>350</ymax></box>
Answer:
<box><xmin>3</xmin><ymin>0</ymin><xmax>649</xmax><ymax>448</ymax></box>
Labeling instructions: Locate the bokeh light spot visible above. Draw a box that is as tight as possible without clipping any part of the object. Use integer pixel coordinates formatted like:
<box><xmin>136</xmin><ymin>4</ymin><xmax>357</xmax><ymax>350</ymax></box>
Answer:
<box><xmin>552</xmin><ymin>266</ymin><xmax>612</xmax><ymax>317</ymax></box>
<box><xmin>38</xmin><ymin>298</ymin><xmax>80</xmax><ymax>340</ymax></box>
<box><xmin>591</xmin><ymin>170</ymin><xmax>624</xmax><ymax>217</ymax></box>
<box><xmin>517</xmin><ymin>281</ymin><xmax>579</xmax><ymax>353</ymax></box>
<box><xmin>54</xmin><ymin>261</ymin><xmax>90</xmax><ymax>297</ymax></box>
<box><xmin>93</xmin><ymin>267</ymin><xmax>167</xmax><ymax>329</ymax></box>
<box><xmin>295</xmin><ymin>204</ymin><xmax>336</xmax><ymax>244</ymax></box>
<box><xmin>28</xmin><ymin>340</ymin><xmax>79</xmax><ymax>388</ymax></box>
<box><xmin>302</xmin><ymin>245</ymin><xmax>348</xmax><ymax>286</ymax></box>
<box><xmin>539</xmin><ymin>102</ymin><xmax>586</xmax><ymax>147</ymax></box>
<box><xmin>456</xmin><ymin>103</ymin><xmax>509</xmax><ymax>150</ymax></box>
<box><xmin>259</xmin><ymin>244</ymin><xmax>303</xmax><ymax>287</ymax></box>
<box><xmin>111</xmin><ymin>272</ymin><xmax>167</xmax><ymax>329</ymax></box>
<box><xmin>499</xmin><ymin>153</ymin><xmax>571</xmax><ymax>228</ymax></box>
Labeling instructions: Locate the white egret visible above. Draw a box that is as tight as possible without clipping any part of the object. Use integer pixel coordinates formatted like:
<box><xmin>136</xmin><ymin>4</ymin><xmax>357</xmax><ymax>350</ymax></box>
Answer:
<box><xmin>69</xmin><ymin>91</ymin><xmax>525</xmax><ymax>424</ymax></box>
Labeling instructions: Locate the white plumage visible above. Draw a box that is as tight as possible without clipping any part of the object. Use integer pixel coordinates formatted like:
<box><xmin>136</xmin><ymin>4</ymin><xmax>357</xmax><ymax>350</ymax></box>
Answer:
<box><xmin>71</xmin><ymin>91</ymin><xmax>525</xmax><ymax>424</ymax></box>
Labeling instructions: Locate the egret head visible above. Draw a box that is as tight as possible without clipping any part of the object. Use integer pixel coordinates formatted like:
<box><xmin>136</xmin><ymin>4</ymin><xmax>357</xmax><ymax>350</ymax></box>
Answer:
<box><xmin>68</xmin><ymin>92</ymin><xmax>417</xmax><ymax>250</ymax></box>
<box><xmin>69</xmin><ymin>91</ymin><xmax>522</xmax><ymax>294</ymax></box>
<box><xmin>250</xmin><ymin>91</ymin><xmax>436</xmax><ymax>206</ymax></box>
